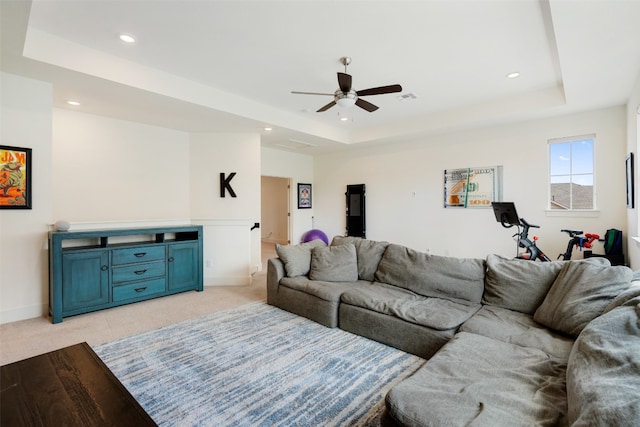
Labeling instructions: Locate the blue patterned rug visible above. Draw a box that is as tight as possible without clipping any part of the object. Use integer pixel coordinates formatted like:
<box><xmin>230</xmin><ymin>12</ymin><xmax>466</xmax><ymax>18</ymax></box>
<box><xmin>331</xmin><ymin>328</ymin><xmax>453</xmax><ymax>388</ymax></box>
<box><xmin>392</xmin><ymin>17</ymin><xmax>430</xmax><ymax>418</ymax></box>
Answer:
<box><xmin>93</xmin><ymin>302</ymin><xmax>424</xmax><ymax>426</ymax></box>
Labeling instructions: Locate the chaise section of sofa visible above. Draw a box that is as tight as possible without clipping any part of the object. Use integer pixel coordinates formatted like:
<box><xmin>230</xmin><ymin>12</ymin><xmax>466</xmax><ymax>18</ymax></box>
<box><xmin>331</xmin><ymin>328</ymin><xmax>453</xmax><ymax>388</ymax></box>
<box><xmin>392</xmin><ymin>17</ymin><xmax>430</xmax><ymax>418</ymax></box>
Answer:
<box><xmin>384</xmin><ymin>331</ymin><xmax>570</xmax><ymax>427</ymax></box>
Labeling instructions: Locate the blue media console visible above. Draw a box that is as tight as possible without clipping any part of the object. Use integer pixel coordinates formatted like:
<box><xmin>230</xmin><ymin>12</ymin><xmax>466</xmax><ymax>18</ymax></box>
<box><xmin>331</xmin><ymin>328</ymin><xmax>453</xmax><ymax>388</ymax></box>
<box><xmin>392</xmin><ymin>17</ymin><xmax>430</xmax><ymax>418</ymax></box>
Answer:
<box><xmin>48</xmin><ymin>226</ymin><xmax>203</xmax><ymax>323</ymax></box>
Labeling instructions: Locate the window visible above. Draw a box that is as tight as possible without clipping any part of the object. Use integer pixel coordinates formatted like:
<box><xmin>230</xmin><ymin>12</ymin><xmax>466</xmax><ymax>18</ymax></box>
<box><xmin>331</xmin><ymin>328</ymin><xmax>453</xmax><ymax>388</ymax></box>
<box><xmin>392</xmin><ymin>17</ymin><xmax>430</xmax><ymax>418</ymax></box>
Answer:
<box><xmin>549</xmin><ymin>135</ymin><xmax>594</xmax><ymax>210</ymax></box>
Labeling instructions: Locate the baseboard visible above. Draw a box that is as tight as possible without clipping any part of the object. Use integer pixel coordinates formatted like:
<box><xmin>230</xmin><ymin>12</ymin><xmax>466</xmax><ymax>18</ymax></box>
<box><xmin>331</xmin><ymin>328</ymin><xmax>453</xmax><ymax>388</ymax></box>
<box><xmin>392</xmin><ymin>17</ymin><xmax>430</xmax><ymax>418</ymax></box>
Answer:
<box><xmin>261</xmin><ymin>238</ymin><xmax>288</xmax><ymax>245</ymax></box>
<box><xmin>0</xmin><ymin>303</ymin><xmax>47</xmax><ymax>324</ymax></box>
<box><xmin>205</xmin><ymin>275</ymin><xmax>251</xmax><ymax>286</ymax></box>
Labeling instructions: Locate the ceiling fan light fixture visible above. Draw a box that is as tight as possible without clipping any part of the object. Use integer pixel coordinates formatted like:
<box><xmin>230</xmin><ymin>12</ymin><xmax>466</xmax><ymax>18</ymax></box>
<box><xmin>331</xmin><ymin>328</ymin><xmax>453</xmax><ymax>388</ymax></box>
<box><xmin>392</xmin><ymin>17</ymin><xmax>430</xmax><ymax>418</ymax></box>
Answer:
<box><xmin>335</xmin><ymin>90</ymin><xmax>357</xmax><ymax>108</ymax></box>
<box><xmin>336</xmin><ymin>97</ymin><xmax>356</xmax><ymax>108</ymax></box>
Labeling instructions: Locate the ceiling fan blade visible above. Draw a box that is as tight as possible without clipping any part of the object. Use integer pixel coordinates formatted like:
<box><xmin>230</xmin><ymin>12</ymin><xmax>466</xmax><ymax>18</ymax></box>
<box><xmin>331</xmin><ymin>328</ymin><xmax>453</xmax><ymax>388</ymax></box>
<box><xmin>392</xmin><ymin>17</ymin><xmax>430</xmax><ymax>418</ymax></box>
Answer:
<box><xmin>356</xmin><ymin>98</ymin><xmax>379</xmax><ymax>112</ymax></box>
<box><xmin>337</xmin><ymin>72</ymin><xmax>352</xmax><ymax>93</ymax></box>
<box><xmin>291</xmin><ymin>91</ymin><xmax>335</xmax><ymax>96</ymax></box>
<box><xmin>356</xmin><ymin>84</ymin><xmax>402</xmax><ymax>97</ymax></box>
<box><xmin>317</xmin><ymin>100</ymin><xmax>337</xmax><ymax>112</ymax></box>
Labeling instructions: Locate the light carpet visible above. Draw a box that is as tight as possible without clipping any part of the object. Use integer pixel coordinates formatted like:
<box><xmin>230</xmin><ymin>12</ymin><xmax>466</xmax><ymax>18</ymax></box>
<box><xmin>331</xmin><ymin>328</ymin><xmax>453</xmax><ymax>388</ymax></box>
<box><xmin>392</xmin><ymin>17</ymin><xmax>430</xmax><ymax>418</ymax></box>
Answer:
<box><xmin>93</xmin><ymin>302</ymin><xmax>425</xmax><ymax>426</ymax></box>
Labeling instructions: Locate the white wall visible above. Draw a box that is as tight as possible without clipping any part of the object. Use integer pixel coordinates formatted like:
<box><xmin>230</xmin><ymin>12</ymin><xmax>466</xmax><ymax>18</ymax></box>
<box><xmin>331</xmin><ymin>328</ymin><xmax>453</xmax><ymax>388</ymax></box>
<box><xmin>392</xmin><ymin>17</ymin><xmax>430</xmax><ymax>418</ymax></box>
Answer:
<box><xmin>52</xmin><ymin>109</ymin><xmax>191</xmax><ymax>222</ymax></box>
<box><xmin>627</xmin><ymin>73</ymin><xmax>640</xmax><ymax>269</ymax></box>
<box><xmin>190</xmin><ymin>133</ymin><xmax>261</xmax><ymax>284</ymax></box>
<box><xmin>314</xmin><ymin>107</ymin><xmax>628</xmax><ymax>261</ymax></box>
<box><xmin>261</xmin><ymin>147</ymin><xmax>314</xmax><ymax>244</ymax></box>
<box><xmin>0</xmin><ymin>73</ymin><xmax>53</xmax><ymax>323</ymax></box>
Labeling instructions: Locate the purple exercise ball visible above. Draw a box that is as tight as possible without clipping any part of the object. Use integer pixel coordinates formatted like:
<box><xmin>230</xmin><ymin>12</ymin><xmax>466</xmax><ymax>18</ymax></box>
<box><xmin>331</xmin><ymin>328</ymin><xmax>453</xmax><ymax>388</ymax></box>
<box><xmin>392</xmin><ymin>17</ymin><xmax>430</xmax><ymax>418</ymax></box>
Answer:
<box><xmin>301</xmin><ymin>229</ymin><xmax>329</xmax><ymax>245</ymax></box>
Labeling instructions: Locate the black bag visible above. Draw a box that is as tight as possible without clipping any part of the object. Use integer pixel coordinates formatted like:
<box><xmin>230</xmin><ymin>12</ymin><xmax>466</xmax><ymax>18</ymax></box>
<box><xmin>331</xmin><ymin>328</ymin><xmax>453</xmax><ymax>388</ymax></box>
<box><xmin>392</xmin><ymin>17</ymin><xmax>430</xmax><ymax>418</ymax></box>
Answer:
<box><xmin>603</xmin><ymin>229</ymin><xmax>623</xmax><ymax>255</ymax></box>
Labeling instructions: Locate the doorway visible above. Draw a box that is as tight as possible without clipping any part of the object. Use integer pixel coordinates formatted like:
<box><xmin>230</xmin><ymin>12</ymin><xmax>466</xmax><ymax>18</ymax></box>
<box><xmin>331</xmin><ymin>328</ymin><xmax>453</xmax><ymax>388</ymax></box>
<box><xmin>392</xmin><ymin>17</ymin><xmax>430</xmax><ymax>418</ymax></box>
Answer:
<box><xmin>261</xmin><ymin>176</ymin><xmax>291</xmax><ymax>246</ymax></box>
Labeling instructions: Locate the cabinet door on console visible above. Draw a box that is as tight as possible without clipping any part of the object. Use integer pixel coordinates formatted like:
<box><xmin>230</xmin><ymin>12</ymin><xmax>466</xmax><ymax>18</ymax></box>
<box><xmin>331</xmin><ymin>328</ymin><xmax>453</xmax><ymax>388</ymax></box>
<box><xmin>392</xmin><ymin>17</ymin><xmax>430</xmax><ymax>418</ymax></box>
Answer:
<box><xmin>62</xmin><ymin>250</ymin><xmax>109</xmax><ymax>312</ymax></box>
<box><xmin>167</xmin><ymin>242</ymin><xmax>199</xmax><ymax>291</ymax></box>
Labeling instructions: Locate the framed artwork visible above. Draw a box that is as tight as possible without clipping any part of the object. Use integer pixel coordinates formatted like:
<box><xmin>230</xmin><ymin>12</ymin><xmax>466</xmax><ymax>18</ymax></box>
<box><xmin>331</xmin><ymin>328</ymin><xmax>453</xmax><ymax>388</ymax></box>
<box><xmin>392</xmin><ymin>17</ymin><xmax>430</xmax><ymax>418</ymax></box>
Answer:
<box><xmin>298</xmin><ymin>183</ymin><xmax>312</xmax><ymax>209</ymax></box>
<box><xmin>444</xmin><ymin>166</ymin><xmax>503</xmax><ymax>208</ymax></box>
<box><xmin>0</xmin><ymin>145</ymin><xmax>32</xmax><ymax>209</ymax></box>
<box><xmin>626</xmin><ymin>153</ymin><xmax>634</xmax><ymax>208</ymax></box>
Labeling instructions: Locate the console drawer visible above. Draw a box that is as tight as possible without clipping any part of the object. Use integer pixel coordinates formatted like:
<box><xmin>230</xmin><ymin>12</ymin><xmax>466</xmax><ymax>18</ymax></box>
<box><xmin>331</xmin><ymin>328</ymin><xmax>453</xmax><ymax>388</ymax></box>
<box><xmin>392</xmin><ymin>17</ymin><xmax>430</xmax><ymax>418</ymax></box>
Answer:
<box><xmin>113</xmin><ymin>277</ymin><xmax>166</xmax><ymax>302</ymax></box>
<box><xmin>112</xmin><ymin>261</ymin><xmax>166</xmax><ymax>284</ymax></box>
<box><xmin>112</xmin><ymin>246</ymin><xmax>165</xmax><ymax>266</ymax></box>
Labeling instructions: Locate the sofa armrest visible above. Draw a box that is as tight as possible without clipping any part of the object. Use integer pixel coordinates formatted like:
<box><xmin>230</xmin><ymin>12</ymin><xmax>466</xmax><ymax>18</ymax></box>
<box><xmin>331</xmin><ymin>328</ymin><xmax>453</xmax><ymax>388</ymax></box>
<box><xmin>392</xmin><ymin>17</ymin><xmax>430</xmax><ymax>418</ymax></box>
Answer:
<box><xmin>267</xmin><ymin>257</ymin><xmax>286</xmax><ymax>306</ymax></box>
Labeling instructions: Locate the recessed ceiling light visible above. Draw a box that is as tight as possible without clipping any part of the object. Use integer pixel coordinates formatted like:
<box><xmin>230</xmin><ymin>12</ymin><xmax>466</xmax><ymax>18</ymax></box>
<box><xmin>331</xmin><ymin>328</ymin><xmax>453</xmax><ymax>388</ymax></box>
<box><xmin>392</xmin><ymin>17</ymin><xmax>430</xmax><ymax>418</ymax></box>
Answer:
<box><xmin>506</xmin><ymin>72</ymin><xmax>520</xmax><ymax>79</ymax></box>
<box><xmin>264</xmin><ymin>127</ymin><xmax>273</xmax><ymax>131</ymax></box>
<box><xmin>340</xmin><ymin>117</ymin><xmax>349</xmax><ymax>122</ymax></box>
<box><xmin>119</xmin><ymin>34</ymin><xmax>136</xmax><ymax>43</ymax></box>
<box><xmin>67</xmin><ymin>100</ymin><xmax>80</xmax><ymax>106</ymax></box>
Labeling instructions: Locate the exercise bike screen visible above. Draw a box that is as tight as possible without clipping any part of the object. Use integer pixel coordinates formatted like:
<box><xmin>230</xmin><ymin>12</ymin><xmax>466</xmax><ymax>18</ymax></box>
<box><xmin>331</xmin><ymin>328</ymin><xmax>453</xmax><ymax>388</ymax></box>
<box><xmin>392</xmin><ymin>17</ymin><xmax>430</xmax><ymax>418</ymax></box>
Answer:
<box><xmin>491</xmin><ymin>202</ymin><xmax>520</xmax><ymax>226</ymax></box>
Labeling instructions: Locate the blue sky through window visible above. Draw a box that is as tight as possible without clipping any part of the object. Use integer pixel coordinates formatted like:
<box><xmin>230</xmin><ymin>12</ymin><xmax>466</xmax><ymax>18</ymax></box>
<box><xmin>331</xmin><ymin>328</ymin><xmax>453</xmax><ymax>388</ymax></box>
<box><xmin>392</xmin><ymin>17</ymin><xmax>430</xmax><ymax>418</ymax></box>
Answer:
<box><xmin>550</xmin><ymin>138</ymin><xmax>593</xmax><ymax>186</ymax></box>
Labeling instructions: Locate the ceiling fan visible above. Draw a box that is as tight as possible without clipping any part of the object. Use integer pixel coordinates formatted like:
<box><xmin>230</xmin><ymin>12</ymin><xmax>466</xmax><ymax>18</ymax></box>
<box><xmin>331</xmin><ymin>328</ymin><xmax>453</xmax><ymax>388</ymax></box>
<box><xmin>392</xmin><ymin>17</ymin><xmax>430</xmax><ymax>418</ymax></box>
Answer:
<box><xmin>292</xmin><ymin>57</ymin><xmax>402</xmax><ymax>113</ymax></box>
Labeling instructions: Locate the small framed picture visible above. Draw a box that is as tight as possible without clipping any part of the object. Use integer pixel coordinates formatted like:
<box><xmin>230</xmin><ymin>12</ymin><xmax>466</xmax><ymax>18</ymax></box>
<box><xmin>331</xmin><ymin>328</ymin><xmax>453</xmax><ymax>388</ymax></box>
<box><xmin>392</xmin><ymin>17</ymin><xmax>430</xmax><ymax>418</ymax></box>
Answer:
<box><xmin>298</xmin><ymin>183</ymin><xmax>312</xmax><ymax>209</ymax></box>
<box><xmin>626</xmin><ymin>153</ymin><xmax>634</xmax><ymax>208</ymax></box>
<box><xmin>0</xmin><ymin>145</ymin><xmax>32</xmax><ymax>209</ymax></box>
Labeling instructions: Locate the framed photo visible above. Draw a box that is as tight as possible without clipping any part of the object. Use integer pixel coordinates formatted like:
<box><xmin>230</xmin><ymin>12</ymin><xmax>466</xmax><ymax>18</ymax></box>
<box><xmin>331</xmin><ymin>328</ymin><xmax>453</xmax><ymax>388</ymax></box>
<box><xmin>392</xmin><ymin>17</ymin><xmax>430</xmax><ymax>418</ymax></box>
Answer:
<box><xmin>626</xmin><ymin>153</ymin><xmax>634</xmax><ymax>208</ymax></box>
<box><xmin>0</xmin><ymin>145</ymin><xmax>32</xmax><ymax>209</ymax></box>
<box><xmin>443</xmin><ymin>166</ymin><xmax>502</xmax><ymax>208</ymax></box>
<box><xmin>297</xmin><ymin>183</ymin><xmax>312</xmax><ymax>209</ymax></box>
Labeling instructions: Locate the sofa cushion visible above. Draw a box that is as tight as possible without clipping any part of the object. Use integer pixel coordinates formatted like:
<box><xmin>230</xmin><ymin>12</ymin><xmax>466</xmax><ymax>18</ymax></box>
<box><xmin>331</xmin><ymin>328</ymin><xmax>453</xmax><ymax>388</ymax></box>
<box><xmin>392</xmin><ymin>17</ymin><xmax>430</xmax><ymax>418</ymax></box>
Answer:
<box><xmin>483</xmin><ymin>254</ymin><xmax>564</xmax><ymax>314</ymax></box>
<box><xmin>385</xmin><ymin>332</ymin><xmax>568</xmax><ymax>427</ymax></box>
<box><xmin>341</xmin><ymin>282</ymin><xmax>481</xmax><ymax>331</ymax></box>
<box><xmin>460</xmin><ymin>305</ymin><xmax>574</xmax><ymax>359</ymax></box>
<box><xmin>275</xmin><ymin>239</ymin><xmax>326</xmax><ymax>277</ymax></box>
<box><xmin>309</xmin><ymin>244</ymin><xmax>358</xmax><ymax>282</ymax></box>
<box><xmin>331</xmin><ymin>236</ymin><xmax>389</xmax><ymax>281</ymax></box>
<box><xmin>566</xmin><ymin>302</ymin><xmax>640</xmax><ymax>426</ymax></box>
<box><xmin>534</xmin><ymin>261</ymin><xmax>632</xmax><ymax>337</ymax></box>
<box><xmin>279</xmin><ymin>276</ymin><xmax>373</xmax><ymax>302</ymax></box>
<box><xmin>374</xmin><ymin>244</ymin><xmax>485</xmax><ymax>303</ymax></box>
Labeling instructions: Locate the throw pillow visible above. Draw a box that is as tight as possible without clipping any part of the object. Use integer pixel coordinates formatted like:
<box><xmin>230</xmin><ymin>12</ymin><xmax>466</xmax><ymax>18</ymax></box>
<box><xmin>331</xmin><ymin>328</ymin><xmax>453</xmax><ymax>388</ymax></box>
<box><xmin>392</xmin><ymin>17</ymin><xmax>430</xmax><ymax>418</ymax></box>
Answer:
<box><xmin>275</xmin><ymin>239</ymin><xmax>326</xmax><ymax>277</ymax></box>
<box><xmin>533</xmin><ymin>261</ymin><xmax>633</xmax><ymax>337</ymax></box>
<box><xmin>331</xmin><ymin>236</ymin><xmax>389</xmax><ymax>281</ymax></box>
<box><xmin>309</xmin><ymin>244</ymin><xmax>358</xmax><ymax>282</ymax></box>
<box><xmin>483</xmin><ymin>254</ymin><xmax>564</xmax><ymax>314</ymax></box>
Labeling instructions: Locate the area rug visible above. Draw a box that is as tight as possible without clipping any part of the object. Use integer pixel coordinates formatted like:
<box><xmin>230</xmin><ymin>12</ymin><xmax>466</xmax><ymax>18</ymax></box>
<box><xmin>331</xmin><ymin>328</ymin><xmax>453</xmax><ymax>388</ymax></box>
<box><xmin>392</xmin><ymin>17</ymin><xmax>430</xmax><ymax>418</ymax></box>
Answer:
<box><xmin>93</xmin><ymin>302</ymin><xmax>425</xmax><ymax>426</ymax></box>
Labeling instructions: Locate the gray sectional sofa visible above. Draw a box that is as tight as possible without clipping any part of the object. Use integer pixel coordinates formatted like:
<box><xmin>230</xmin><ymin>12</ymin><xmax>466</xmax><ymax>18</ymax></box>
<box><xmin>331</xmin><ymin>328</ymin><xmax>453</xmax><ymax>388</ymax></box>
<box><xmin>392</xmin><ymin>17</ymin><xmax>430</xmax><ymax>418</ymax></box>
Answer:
<box><xmin>266</xmin><ymin>236</ymin><xmax>640</xmax><ymax>427</ymax></box>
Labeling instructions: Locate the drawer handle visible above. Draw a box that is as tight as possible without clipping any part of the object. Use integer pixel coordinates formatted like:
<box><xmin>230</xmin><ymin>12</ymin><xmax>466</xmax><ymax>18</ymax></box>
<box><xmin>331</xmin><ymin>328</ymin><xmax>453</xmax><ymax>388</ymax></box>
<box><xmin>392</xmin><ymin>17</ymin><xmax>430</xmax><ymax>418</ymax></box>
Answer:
<box><xmin>134</xmin><ymin>252</ymin><xmax>147</xmax><ymax>258</ymax></box>
<box><xmin>168</xmin><ymin>257</ymin><xmax>174</xmax><ymax>262</ymax></box>
<box><xmin>134</xmin><ymin>287</ymin><xmax>147</xmax><ymax>293</ymax></box>
<box><xmin>101</xmin><ymin>265</ymin><xmax>108</xmax><ymax>271</ymax></box>
<box><xmin>134</xmin><ymin>269</ymin><xmax>147</xmax><ymax>275</ymax></box>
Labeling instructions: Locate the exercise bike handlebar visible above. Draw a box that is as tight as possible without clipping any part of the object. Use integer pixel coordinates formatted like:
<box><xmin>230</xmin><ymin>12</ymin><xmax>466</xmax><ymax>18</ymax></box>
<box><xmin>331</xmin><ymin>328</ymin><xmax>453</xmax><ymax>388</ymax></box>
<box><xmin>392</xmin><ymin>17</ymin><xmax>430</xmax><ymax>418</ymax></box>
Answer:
<box><xmin>519</xmin><ymin>218</ymin><xmax>540</xmax><ymax>229</ymax></box>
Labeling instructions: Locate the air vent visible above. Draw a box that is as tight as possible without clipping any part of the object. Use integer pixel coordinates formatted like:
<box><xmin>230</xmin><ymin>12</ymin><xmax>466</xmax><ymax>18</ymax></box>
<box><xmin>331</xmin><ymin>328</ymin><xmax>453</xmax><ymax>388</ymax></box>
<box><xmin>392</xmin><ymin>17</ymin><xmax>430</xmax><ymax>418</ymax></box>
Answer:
<box><xmin>273</xmin><ymin>139</ymin><xmax>316</xmax><ymax>150</ymax></box>
<box><xmin>397</xmin><ymin>93</ymin><xmax>418</xmax><ymax>101</ymax></box>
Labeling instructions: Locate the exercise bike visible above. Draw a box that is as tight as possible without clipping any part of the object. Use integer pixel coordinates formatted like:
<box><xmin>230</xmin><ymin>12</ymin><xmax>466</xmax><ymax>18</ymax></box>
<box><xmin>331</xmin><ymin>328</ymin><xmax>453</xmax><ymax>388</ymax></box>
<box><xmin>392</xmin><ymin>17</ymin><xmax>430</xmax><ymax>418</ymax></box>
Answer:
<box><xmin>492</xmin><ymin>202</ymin><xmax>600</xmax><ymax>262</ymax></box>
<box><xmin>492</xmin><ymin>202</ymin><xmax>552</xmax><ymax>261</ymax></box>
<box><xmin>557</xmin><ymin>229</ymin><xmax>600</xmax><ymax>260</ymax></box>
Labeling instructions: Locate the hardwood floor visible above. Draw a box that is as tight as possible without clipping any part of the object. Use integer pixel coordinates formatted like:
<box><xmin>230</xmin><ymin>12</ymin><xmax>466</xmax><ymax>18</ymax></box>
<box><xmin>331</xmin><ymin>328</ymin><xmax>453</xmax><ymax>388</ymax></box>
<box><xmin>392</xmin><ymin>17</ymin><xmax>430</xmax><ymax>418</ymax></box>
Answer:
<box><xmin>0</xmin><ymin>242</ymin><xmax>276</xmax><ymax>366</ymax></box>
